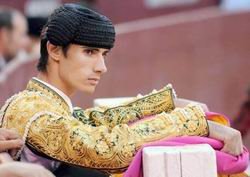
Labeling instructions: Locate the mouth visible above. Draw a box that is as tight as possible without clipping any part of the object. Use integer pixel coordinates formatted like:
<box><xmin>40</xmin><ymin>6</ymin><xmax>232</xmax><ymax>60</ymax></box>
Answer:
<box><xmin>88</xmin><ymin>78</ymin><xmax>100</xmax><ymax>85</ymax></box>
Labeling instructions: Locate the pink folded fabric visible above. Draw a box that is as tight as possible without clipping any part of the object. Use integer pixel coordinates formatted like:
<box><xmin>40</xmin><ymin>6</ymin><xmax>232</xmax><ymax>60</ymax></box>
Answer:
<box><xmin>124</xmin><ymin>112</ymin><xmax>249</xmax><ymax>177</ymax></box>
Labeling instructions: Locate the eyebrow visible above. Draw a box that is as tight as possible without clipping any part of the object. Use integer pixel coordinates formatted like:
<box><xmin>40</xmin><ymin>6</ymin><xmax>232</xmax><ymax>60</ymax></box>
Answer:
<box><xmin>81</xmin><ymin>46</ymin><xmax>110</xmax><ymax>53</ymax></box>
<box><xmin>103</xmin><ymin>50</ymin><xmax>110</xmax><ymax>55</ymax></box>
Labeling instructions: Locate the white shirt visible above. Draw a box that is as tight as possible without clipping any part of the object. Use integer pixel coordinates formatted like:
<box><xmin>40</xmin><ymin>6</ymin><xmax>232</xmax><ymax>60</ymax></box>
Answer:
<box><xmin>32</xmin><ymin>77</ymin><xmax>73</xmax><ymax>114</ymax></box>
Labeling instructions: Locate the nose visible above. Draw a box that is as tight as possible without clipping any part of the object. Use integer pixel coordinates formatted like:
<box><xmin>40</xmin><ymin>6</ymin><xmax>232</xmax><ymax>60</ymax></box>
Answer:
<box><xmin>94</xmin><ymin>56</ymin><xmax>107</xmax><ymax>74</ymax></box>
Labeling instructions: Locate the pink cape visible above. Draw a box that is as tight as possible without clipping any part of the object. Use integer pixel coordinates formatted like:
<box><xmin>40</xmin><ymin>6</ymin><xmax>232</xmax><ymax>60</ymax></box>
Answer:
<box><xmin>124</xmin><ymin>112</ymin><xmax>249</xmax><ymax>177</ymax></box>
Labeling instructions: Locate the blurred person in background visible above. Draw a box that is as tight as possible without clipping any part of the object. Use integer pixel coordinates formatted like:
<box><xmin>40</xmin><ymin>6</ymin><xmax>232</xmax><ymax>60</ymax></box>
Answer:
<box><xmin>233</xmin><ymin>85</ymin><xmax>250</xmax><ymax>150</ymax></box>
<box><xmin>0</xmin><ymin>128</ymin><xmax>23</xmax><ymax>153</ymax></box>
<box><xmin>0</xmin><ymin>161</ymin><xmax>55</xmax><ymax>177</ymax></box>
<box><xmin>0</xmin><ymin>6</ymin><xmax>29</xmax><ymax>71</ymax></box>
<box><xmin>0</xmin><ymin>128</ymin><xmax>55</xmax><ymax>177</ymax></box>
<box><xmin>26</xmin><ymin>16</ymin><xmax>47</xmax><ymax>60</ymax></box>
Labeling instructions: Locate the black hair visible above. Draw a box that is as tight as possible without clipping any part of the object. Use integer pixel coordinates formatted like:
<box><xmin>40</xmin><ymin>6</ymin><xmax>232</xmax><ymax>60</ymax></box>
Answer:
<box><xmin>37</xmin><ymin>27</ymin><xmax>70</xmax><ymax>72</ymax></box>
<box><xmin>0</xmin><ymin>7</ymin><xmax>15</xmax><ymax>29</ymax></box>
<box><xmin>36</xmin><ymin>3</ymin><xmax>115</xmax><ymax>72</ymax></box>
<box><xmin>27</xmin><ymin>16</ymin><xmax>48</xmax><ymax>37</ymax></box>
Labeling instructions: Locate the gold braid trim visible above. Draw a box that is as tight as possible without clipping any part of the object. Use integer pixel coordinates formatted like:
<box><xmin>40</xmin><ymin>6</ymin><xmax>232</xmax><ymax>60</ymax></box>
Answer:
<box><xmin>1</xmin><ymin>80</ymin><xmax>208</xmax><ymax>173</ymax></box>
<box><xmin>0</xmin><ymin>93</ymin><xmax>19</xmax><ymax>127</ymax></box>
<box><xmin>75</xmin><ymin>85</ymin><xmax>176</xmax><ymax>128</ymax></box>
<box><xmin>130</xmin><ymin>103</ymin><xmax>209</xmax><ymax>145</ymax></box>
<box><xmin>25</xmin><ymin>104</ymin><xmax>208</xmax><ymax>173</ymax></box>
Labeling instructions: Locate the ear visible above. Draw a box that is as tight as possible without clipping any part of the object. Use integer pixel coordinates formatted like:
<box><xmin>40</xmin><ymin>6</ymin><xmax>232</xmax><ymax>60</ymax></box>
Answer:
<box><xmin>0</xmin><ymin>28</ymin><xmax>9</xmax><ymax>44</ymax></box>
<box><xmin>47</xmin><ymin>41</ymin><xmax>62</xmax><ymax>62</ymax></box>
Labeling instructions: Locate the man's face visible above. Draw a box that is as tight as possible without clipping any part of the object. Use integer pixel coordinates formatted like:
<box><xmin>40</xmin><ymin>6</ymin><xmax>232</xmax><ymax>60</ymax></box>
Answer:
<box><xmin>4</xmin><ymin>14</ymin><xmax>29</xmax><ymax>61</ymax></box>
<box><xmin>58</xmin><ymin>44</ymin><xmax>109</xmax><ymax>94</ymax></box>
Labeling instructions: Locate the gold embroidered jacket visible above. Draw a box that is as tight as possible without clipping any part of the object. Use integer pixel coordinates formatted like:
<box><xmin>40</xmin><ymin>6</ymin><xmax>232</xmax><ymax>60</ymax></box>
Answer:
<box><xmin>0</xmin><ymin>79</ymin><xmax>208</xmax><ymax>172</ymax></box>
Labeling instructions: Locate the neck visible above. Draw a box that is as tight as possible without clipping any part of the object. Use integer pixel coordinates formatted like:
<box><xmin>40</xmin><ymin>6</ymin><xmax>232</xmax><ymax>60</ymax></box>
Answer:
<box><xmin>0</xmin><ymin>37</ymin><xmax>7</xmax><ymax>60</ymax></box>
<box><xmin>0</xmin><ymin>44</ymin><xmax>4</xmax><ymax>59</ymax></box>
<box><xmin>37</xmin><ymin>71</ymin><xmax>75</xmax><ymax>97</ymax></box>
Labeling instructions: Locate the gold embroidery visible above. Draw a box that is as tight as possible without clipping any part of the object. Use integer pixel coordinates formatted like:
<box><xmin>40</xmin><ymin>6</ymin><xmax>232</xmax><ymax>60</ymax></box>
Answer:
<box><xmin>1</xmin><ymin>79</ymin><xmax>208</xmax><ymax>173</ymax></box>
<box><xmin>75</xmin><ymin>85</ymin><xmax>176</xmax><ymax>128</ymax></box>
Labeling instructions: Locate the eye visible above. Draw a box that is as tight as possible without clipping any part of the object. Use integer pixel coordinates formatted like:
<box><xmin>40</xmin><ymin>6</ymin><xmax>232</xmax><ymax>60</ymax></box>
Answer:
<box><xmin>85</xmin><ymin>49</ymin><xmax>95</xmax><ymax>55</ymax></box>
<box><xmin>103</xmin><ymin>51</ymin><xmax>109</xmax><ymax>58</ymax></box>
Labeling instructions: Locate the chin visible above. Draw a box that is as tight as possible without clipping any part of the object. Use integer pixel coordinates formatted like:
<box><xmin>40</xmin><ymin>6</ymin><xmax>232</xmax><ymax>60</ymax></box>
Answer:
<box><xmin>80</xmin><ymin>86</ymin><xmax>96</xmax><ymax>94</ymax></box>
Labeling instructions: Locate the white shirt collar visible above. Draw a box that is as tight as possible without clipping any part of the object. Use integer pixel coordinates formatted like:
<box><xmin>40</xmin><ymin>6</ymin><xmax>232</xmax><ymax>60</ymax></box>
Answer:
<box><xmin>32</xmin><ymin>77</ymin><xmax>73</xmax><ymax>114</ymax></box>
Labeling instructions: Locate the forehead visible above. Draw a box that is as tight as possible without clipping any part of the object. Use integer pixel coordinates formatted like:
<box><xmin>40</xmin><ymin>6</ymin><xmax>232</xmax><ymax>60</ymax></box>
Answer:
<box><xmin>12</xmin><ymin>13</ymin><xmax>27</xmax><ymax>29</ymax></box>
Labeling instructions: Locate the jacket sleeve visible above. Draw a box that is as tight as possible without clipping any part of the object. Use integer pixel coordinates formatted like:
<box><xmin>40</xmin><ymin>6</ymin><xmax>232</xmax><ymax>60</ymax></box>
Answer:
<box><xmin>26</xmin><ymin>103</ymin><xmax>208</xmax><ymax>172</ymax></box>
<box><xmin>73</xmin><ymin>85</ymin><xmax>176</xmax><ymax>128</ymax></box>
